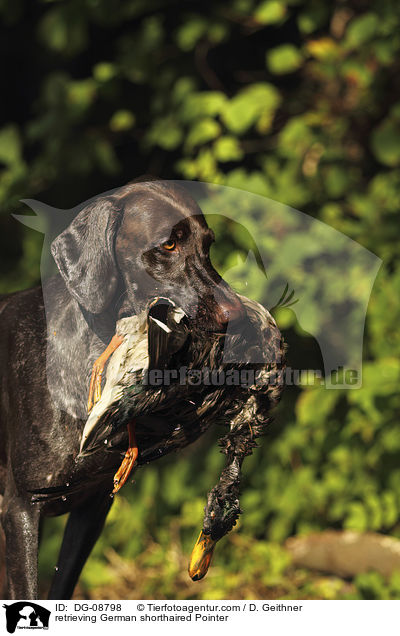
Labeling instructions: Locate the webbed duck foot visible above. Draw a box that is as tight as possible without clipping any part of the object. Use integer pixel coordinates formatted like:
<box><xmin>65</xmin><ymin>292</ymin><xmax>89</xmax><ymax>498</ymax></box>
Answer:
<box><xmin>112</xmin><ymin>420</ymin><xmax>138</xmax><ymax>494</ymax></box>
<box><xmin>87</xmin><ymin>333</ymin><xmax>123</xmax><ymax>413</ymax></box>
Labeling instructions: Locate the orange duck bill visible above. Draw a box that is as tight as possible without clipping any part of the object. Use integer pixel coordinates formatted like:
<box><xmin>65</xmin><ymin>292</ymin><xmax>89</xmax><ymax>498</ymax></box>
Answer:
<box><xmin>188</xmin><ymin>531</ymin><xmax>217</xmax><ymax>581</ymax></box>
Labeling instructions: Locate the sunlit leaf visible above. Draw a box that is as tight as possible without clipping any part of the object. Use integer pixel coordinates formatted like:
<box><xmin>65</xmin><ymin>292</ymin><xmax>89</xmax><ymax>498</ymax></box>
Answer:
<box><xmin>371</xmin><ymin>117</ymin><xmax>400</xmax><ymax>167</ymax></box>
<box><xmin>186</xmin><ymin>118</ymin><xmax>221</xmax><ymax>148</ymax></box>
<box><xmin>222</xmin><ymin>83</ymin><xmax>281</xmax><ymax>134</ymax></box>
<box><xmin>213</xmin><ymin>136</ymin><xmax>243</xmax><ymax>161</ymax></box>
<box><xmin>345</xmin><ymin>12</ymin><xmax>379</xmax><ymax>48</ymax></box>
<box><xmin>267</xmin><ymin>44</ymin><xmax>303</xmax><ymax>74</ymax></box>
<box><xmin>254</xmin><ymin>0</ymin><xmax>287</xmax><ymax>25</ymax></box>
<box><xmin>0</xmin><ymin>125</ymin><xmax>21</xmax><ymax>165</ymax></box>
<box><xmin>109</xmin><ymin>110</ymin><xmax>136</xmax><ymax>132</ymax></box>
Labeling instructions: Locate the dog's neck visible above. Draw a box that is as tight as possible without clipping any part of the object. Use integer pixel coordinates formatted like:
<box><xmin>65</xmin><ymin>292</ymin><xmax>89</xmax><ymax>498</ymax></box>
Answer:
<box><xmin>42</xmin><ymin>275</ymin><xmax>117</xmax><ymax>420</ymax></box>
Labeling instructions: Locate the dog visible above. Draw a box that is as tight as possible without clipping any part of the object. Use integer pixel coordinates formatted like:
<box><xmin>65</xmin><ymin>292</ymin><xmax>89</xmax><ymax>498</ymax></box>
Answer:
<box><xmin>0</xmin><ymin>178</ymin><xmax>246</xmax><ymax>599</ymax></box>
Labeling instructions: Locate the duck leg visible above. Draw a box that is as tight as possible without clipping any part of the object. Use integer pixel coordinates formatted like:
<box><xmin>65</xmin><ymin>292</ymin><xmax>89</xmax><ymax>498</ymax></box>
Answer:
<box><xmin>87</xmin><ymin>333</ymin><xmax>123</xmax><ymax>413</ymax></box>
<box><xmin>112</xmin><ymin>419</ymin><xmax>138</xmax><ymax>494</ymax></box>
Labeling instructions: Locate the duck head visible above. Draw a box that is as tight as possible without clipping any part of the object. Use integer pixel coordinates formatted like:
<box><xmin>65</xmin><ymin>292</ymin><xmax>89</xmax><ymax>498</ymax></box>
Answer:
<box><xmin>188</xmin><ymin>483</ymin><xmax>241</xmax><ymax>581</ymax></box>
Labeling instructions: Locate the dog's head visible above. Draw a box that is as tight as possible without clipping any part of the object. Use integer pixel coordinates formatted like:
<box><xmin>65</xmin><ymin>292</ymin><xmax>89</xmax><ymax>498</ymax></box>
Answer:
<box><xmin>51</xmin><ymin>179</ymin><xmax>244</xmax><ymax>332</ymax></box>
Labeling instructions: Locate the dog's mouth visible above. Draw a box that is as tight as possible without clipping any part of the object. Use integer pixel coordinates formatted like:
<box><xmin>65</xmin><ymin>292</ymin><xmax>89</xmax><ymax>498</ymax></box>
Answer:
<box><xmin>205</xmin><ymin>316</ymin><xmax>248</xmax><ymax>336</ymax></box>
<box><xmin>147</xmin><ymin>297</ymin><xmax>190</xmax><ymax>370</ymax></box>
<box><xmin>148</xmin><ymin>296</ymin><xmax>186</xmax><ymax>329</ymax></box>
<box><xmin>147</xmin><ymin>294</ymin><xmax>250</xmax><ymax>336</ymax></box>
<box><xmin>149</xmin><ymin>297</ymin><xmax>246</xmax><ymax>337</ymax></box>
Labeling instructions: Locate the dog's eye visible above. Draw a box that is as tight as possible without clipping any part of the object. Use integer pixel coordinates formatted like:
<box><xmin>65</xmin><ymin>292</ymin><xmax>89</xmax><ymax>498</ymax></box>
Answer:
<box><xmin>162</xmin><ymin>239</ymin><xmax>176</xmax><ymax>251</ymax></box>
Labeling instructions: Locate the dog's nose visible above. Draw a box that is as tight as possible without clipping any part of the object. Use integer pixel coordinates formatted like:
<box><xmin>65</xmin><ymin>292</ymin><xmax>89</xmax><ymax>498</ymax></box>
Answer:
<box><xmin>213</xmin><ymin>291</ymin><xmax>245</xmax><ymax>328</ymax></box>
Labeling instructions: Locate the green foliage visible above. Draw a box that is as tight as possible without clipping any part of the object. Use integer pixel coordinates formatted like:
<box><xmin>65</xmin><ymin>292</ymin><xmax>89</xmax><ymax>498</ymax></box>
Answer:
<box><xmin>371</xmin><ymin>105</ymin><xmax>400</xmax><ymax>167</ymax></box>
<box><xmin>254</xmin><ymin>1</ymin><xmax>287</xmax><ymax>26</ymax></box>
<box><xmin>2</xmin><ymin>0</ymin><xmax>400</xmax><ymax>600</ymax></box>
<box><xmin>110</xmin><ymin>110</ymin><xmax>136</xmax><ymax>132</ymax></box>
<box><xmin>222</xmin><ymin>83</ymin><xmax>281</xmax><ymax>134</ymax></box>
<box><xmin>267</xmin><ymin>44</ymin><xmax>303</xmax><ymax>74</ymax></box>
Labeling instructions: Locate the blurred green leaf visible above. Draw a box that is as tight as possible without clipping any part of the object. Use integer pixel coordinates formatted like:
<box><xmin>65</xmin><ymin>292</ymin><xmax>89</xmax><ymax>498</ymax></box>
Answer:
<box><xmin>213</xmin><ymin>136</ymin><xmax>243</xmax><ymax>161</ymax></box>
<box><xmin>181</xmin><ymin>91</ymin><xmax>228</xmax><ymax>121</ymax></box>
<box><xmin>38</xmin><ymin>6</ymin><xmax>87</xmax><ymax>55</ymax></box>
<box><xmin>222</xmin><ymin>83</ymin><xmax>281</xmax><ymax>134</ymax></box>
<box><xmin>109</xmin><ymin>110</ymin><xmax>136</xmax><ymax>132</ymax></box>
<box><xmin>267</xmin><ymin>44</ymin><xmax>303</xmax><ymax>74</ymax></box>
<box><xmin>345</xmin><ymin>13</ymin><xmax>379</xmax><ymax>48</ymax></box>
<box><xmin>371</xmin><ymin>115</ymin><xmax>400</xmax><ymax>167</ymax></box>
<box><xmin>93</xmin><ymin>62</ymin><xmax>117</xmax><ymax>82</ymax></box>
<box><xmin>175</xmin><ymin>17</ymin><xmax>208</xmax><ymax>51</ymax></box>
<box><xmin>147</xmin><ymin>117</ymin><xmax>183</xmax><ymax>150</ymax></box>
<box><xmin>344</xmin><ymin>504</ymin><xmax>367</xmax><ymax>532</ymax></box>
<box><xmin>0</xmin><ymin>125</ymin><xmax>21</xmax><ymax>165</ymax></box>
<box><xmin>254</xmin><ymin>0</ymin><xmax>287</xmax><ymax>25</ymax></box>
<box><xmin>186</xmin><ymin>118</ymin><xmax>221</xmax><ymax>148</ymax></box>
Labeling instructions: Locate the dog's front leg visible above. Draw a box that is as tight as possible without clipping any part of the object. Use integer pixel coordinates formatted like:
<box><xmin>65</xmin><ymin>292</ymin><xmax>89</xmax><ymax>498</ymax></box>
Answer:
<box><xmin>48</xmin><ymin>489</ymin><xmax>113</xmax><ymax>599</ymax></box>
<box><xmin>2</xmin><ymin>494</ymin><xmax>41</xmax><ymax>599</ymax></box>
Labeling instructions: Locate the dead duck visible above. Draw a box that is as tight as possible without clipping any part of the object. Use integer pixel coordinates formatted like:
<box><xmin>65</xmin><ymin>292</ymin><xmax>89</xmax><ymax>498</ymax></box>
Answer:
<box><xmin>84</xmin><ymin>294</ymin><xmax>285</xmax><ymax>579</ymax></box>
<box><xmin>33</xmin><ymin>294</ymin><xmax>285</xmax><ymax>580</ymax></box>
<box><xmin>82</xmin><ymin>298</ymin><xmax>188</xmax><ymax>492</ymax></box>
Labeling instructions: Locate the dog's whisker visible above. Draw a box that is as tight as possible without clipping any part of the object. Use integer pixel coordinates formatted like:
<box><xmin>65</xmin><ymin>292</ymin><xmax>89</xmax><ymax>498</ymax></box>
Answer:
<box><xmin>112</xmin><ymin>288</ymin><xmax>129</xmax><ymax>313</ymax></box>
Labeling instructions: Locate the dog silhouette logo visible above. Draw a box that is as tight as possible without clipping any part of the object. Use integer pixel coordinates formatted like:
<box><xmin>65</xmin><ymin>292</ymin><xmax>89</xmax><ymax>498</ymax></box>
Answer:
<box><xmin>2</xmin><ymin>603</ymin><xmax>50</xmax><ymax>633</ymax></box>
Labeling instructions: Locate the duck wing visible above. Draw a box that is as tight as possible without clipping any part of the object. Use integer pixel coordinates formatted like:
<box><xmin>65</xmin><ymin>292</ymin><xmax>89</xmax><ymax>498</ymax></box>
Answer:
<box><xmin>80</xmin><ymin>299</ymin><xmax>189</xmax><ymax>455</ymax></box>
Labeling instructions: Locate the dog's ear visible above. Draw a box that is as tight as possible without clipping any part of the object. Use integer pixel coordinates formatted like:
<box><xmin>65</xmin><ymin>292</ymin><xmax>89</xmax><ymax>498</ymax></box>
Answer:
<box><xmin>51</xmin><ymin>198</ymin><xmax>121</xmax><ymax>314</ymax></box>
